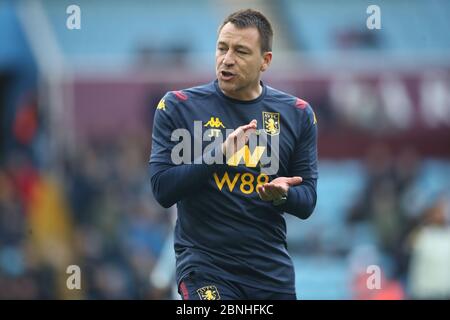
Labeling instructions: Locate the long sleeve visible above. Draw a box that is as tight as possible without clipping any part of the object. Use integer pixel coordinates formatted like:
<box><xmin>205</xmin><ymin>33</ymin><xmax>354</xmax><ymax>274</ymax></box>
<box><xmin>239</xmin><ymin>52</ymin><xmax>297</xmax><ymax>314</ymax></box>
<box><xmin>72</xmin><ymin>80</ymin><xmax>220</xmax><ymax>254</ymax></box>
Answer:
<box><xmin>149</xmin><ymin>93</ymin><xmax>222</xmax><ymax>208</ymax></box>
<box><xmin>279</xmin><ymin>177</ymin><xmax>317</xmax><ymax>219</ymax></box>
<box><xmin>149</xmin><ymin>161</ymin><xmax>217</xmax><ymax>208</ymax></box>
<box><xmin>279</xmin><ymin>104</ymin><xmax>318</xmax><ymax>219</ymax></box>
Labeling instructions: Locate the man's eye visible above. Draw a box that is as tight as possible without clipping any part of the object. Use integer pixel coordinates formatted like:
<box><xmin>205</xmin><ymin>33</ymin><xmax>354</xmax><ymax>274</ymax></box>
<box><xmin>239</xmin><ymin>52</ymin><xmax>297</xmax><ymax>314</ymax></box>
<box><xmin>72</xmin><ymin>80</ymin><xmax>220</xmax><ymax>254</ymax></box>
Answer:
<box><xmin>218</xmin><ymin>47</ymin><xmax>227</xmax><ymax>52</ymax></box>
<box><xmin>237</xmin><ymin>50</ymin><xmax>248</xmax><ymax>55</ymax></box>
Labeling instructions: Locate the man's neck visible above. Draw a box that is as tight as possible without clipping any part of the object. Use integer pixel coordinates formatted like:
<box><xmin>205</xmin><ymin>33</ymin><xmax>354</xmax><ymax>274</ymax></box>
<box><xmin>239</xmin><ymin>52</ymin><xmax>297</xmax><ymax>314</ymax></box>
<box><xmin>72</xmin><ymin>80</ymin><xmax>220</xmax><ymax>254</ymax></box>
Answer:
<box><xmin>222</xmin><ymin>82</ymin><xmax>263</xmax><ymax>101</ymax></box>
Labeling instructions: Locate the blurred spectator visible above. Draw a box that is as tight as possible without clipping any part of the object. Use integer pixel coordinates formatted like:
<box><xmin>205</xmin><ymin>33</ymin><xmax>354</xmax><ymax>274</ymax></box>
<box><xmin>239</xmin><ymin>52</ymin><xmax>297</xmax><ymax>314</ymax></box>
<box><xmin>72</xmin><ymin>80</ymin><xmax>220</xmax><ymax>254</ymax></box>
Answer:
<box><xmin>1</xmin><ymin>131</ymin><xmax>173</xmax><ymax>299</ymax></box>
<box><xmin>347</xmin><ymin>144</ymin><xmax>423</xmax><ymax>282</ymax></box>
<box><xmin>348</xmin><ymin>145</ymin><xmax>404</xmax><ymax>248</ymax></box>
<box><xmin>407</xmin><ymin>196</ymin><xmax>450</xmax><ymax>299</ymax></box>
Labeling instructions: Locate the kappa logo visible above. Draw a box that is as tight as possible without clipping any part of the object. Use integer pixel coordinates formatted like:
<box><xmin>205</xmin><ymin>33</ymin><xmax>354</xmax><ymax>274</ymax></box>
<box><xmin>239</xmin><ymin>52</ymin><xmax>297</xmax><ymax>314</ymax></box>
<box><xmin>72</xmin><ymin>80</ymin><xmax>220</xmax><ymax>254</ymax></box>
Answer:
<box><xmin>197</xmin><ymin>285</ymin><xmax>220</xmax><ymax>300</ymax></box>
<box><xmin>204</xmin><ymin>117</ymin><xmax>225</xmax><ymax>129</ymax></box>
<box><xmin>204</xmin><ymin>117</ymin><xmax>225</xmax><ymax>137</ymax></box>
<box><xmin>156</xmin><ymin>98</ymin><xmax>166</xmax><ymax>111</ymax></box>
<box><xmin>263</xmin><ymin>112</ymin><xmax>280</xmax><ymax>136</ymax></box>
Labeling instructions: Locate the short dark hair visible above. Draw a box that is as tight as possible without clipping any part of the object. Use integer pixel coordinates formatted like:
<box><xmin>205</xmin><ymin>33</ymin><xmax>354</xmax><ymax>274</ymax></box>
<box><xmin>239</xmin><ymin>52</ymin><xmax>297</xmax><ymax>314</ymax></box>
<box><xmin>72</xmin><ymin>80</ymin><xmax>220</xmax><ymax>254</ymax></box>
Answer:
<box><xmin>219</xmin><ymin>9</ymin><xmax>273</xmax><ymax>53</ymax></box>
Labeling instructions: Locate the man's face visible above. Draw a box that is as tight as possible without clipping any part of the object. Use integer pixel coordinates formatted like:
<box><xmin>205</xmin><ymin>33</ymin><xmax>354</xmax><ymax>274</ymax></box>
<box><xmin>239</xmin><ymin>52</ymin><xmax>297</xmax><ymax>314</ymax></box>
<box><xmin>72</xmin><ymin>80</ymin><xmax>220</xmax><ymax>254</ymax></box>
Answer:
<box><xmin>216</xmin><ymin>22</ymin><xmax>272</xmax><ymax>101</ymax></box>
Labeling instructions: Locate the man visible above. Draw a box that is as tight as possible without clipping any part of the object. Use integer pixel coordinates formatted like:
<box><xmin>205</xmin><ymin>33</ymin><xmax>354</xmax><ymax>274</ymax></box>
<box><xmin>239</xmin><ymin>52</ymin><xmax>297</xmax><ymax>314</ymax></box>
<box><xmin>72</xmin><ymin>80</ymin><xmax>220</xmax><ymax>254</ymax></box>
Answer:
<box><xmin>149</xmin><ymin>9</ymin><xmax>318</xmax><ymax>300</ymax></box>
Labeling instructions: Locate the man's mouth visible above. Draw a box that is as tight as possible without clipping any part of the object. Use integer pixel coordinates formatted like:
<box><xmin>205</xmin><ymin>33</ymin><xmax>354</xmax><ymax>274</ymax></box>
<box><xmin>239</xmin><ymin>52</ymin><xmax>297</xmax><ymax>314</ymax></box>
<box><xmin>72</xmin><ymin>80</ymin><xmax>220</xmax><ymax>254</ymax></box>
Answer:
<box><xmin>220</xmin><ymin>70</ymin><xmax>236</xmax><ymax>81</ymax></box>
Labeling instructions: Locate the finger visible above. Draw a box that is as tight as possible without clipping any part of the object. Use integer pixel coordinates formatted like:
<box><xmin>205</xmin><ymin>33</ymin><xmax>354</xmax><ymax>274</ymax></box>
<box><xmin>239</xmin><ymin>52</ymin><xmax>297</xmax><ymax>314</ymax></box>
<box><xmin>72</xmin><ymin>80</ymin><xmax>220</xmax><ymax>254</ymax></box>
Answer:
<box><xmin>266</xmin><ymin>185</ymin><xmax>285</xmax><ymax>198</ymax></box>
<box><xmin>257</xmin><ymin>185</ymin><xmax>271</xmax><ymax>201</ymax></box>
<box><xmin>235</xmin><ymin>120</ymin><xmax>257</xmax><ymax>143</ymax></box>
<box><xmin>244</xmin><ymin>127</ymin><xmax>256</xmax><ymax>136</ymax></box>
<box><xmin>256</xmin><ymin>184</ymin><xmax>263</xmax><ymax>195</ymax></box>
<box><xmin>243</xmin><ymin>129</ymin><xmax>256</xmax><ymax>145</ymax></box>
<box><xmin>233</xmin><ymin>132</ymin><xmax>242</xmax><ymax>151</ymax></box>
<box><xmin>265</xmin><ymin>184</ymin><xmax>285</xmax><ymax>199</ymax></box>
<box><xmin>262</xmin><ymin>184</ymin><xmax>279</xmax><ymax>200</ymax></box>
<box><xmin>231</xmin><ymin>127</ymin><xmax>245</xmax><ymax>141</ymax></box>
<box><xmin>258</xmin><ymin>189</ymin><xmax>270</xmax><ymax>201</ymax></box>
<box><xmin>286</xmin><ymin>176</ymin><xmax>303</xmax><ymax>186</ymax></box>
<box><xmin>245</xmin><ymin>119</ymin><xmax>257</xmax><ymax>129</ymax></box>
<box><xmin>263</xmin><ymin>187</ymin><xmax>276</xmax><ymax>200</ymax></box>
<box><xmin>227</xmin><ymin>120</ymin><xmax>258</xmax><ymax>156</ymax></box>
<box><xmin>241</xmin><ymin>119</ymin><xmax>257</xmax><ymax>131</ymax></box>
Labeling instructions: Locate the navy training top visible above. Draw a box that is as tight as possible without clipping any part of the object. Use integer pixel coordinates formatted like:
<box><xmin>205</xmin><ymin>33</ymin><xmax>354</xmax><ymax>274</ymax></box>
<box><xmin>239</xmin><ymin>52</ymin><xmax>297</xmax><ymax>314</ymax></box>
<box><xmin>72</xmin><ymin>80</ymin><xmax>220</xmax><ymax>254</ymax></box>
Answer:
<box><xmin>149</xmin><ymin>80</ymin><xmax>318</xmax><ymax>293</ymax></box>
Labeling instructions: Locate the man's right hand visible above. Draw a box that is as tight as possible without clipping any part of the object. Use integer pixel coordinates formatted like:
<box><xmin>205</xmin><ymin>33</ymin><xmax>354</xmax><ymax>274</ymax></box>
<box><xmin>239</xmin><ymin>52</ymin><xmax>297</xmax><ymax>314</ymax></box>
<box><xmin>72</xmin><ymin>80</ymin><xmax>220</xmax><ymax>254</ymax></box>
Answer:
<box><xmin>221</xmin><ymin>119</ymin><xmax>257</xmax><ymax>160</ymax></box>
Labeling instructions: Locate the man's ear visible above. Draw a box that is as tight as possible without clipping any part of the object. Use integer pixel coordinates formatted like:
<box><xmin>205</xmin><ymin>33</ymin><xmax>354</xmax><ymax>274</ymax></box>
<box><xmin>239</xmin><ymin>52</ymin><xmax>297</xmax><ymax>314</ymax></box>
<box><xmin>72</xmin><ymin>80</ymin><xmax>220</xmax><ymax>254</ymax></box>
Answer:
<box><xmin>260</xmin><ymin>51</ymin><xmax>273</xmax><ymax>72</ymax></box>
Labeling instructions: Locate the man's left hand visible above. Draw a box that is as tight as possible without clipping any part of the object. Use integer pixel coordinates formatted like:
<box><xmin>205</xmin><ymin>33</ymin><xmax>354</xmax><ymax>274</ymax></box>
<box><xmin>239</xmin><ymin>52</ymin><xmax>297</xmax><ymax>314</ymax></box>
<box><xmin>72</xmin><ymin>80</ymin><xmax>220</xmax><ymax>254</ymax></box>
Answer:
<box><xmin>256</xmin><ymin>176</ymin><xmax>303</xmax><ymax>202</ymax></box>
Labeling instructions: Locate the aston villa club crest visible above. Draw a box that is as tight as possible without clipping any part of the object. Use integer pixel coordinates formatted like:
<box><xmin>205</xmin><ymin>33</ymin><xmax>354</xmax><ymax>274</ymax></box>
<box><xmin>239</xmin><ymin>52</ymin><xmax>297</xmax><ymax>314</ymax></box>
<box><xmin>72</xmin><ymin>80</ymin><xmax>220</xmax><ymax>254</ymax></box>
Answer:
<box><xmin>197</xmin><ymin>285</ymin><xmax>220</xmax><ymax>300</ymax></box>
<box><xmin>263</xmin><ymin>112</ymin><xmax>280</xmax><ymax>136</ymax></box>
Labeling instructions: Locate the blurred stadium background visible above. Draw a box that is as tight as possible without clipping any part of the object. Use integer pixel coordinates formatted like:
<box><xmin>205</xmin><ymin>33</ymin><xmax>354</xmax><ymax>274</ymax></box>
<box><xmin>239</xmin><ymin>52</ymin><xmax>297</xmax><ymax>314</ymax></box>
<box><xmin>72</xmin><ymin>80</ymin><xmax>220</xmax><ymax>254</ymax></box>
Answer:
<box><xmin>1</xmin><ymin>0</ymin><xmax>449</xmax><ymax>299</ymax></box>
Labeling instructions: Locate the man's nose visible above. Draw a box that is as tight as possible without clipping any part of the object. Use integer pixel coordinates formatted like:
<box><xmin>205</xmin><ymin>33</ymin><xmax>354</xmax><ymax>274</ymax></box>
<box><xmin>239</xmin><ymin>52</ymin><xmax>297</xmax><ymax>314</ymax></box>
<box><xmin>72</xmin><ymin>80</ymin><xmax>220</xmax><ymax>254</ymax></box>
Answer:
<box><xmin>222</xmin><ymin>51</ymin><xmax>235</xmax><ymax>66</ymax></box>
